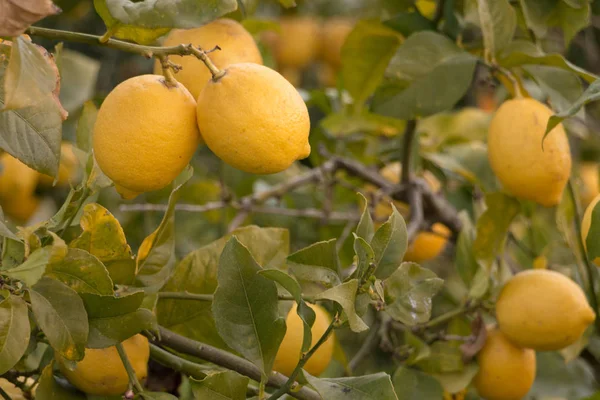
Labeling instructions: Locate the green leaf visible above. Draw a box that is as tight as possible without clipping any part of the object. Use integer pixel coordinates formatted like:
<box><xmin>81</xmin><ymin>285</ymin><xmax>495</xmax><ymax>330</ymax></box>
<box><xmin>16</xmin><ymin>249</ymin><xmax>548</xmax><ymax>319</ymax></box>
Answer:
<box><xmin>1</xmin><ymin>237</ymin><xmax>25</xmax><ymax>270</ymax></box>
<box><xmin>57</xmin><ymin>50</ymin><xmax>101</xmax><ymax>114</ymax></box>
<box><xmin>157</xmin><ymin>226</ymin><xmax>289</xmax><ymax>350</ymax></box>
<box><xmin>138</xmin><ymin>392</ymin><xmax>179</xmax><ymax>400</ymax></box>
<box><xmin>241</xmin><ymin>19</ymin><xmax>280</xmax><ymax>36</ymax></box>
<box><xmin>353</xmin><ymin>235</ymin><xmax>375</xmax><ymax>282</ymax></box>
<box><xmin>288</xmin><ymin>239</ymin><xmax>341</xmax><ymax>287</ymax></box>
<box><xmin>520</xmin><ymin>0</ymin><xmax>590</xmax><ymax>45</ymax></box>
<box><xmin>80</xmin><ymin>291</ymin><xmax>155</xmax><ymax>348</ymax></box>
<box><xmin>383</xmin><ymin>262</ymin><xmax>443</xmax><ymax>326</ymax></box>
<box><xmin>0</xmin><ymin>208</ymin><xmax>18</xmax><ymax>240</ymax></box>
<box><xmin>258</xmin><ymin>269</ymin><xmax>316</xmax><ymax>353</ymax></box>
<box><xmin>315</xmin><ymin>279</ymin><xmax>368</xmax><ymax>332</ymax></box>
<box><xmin>277</xmin><ymin>0</ymin><xmax>296</xmax><ymax>8</ymax></box>
<box><xmin>477</xmin><ymin>0</ymin><xmax>516</xmax><ymax>58</ymax></box>
<box><xmin>4</xmin><ymin>245</ymin><xmax>67</xmax><ymax>287</ymax></box>
<box><xmin>0</xmin><ymin>295</ymin><xmax>30</xmax><ymax>374</ymax></box>
<box><xmin>455</xmin><ymin>212</ymin><xmax>479</xmax><ymax>287</ymax></box>
<box><xmin>30</xmin><ymin>277</ymin><xmax>88</xmax><ymax>361</ymax></box>
<box><xmin>304</xmin><ymin>371</ymin><xmax>399</xmax><ymax>399</ymax></box>
<box><xmin>392</xmin><ymin>366</ymin><xmax>443</xmax><ymax>400</ymax></box>
<box><xmin>212</xmin><ymin>237</ymin><xmax>286</xmax><ymax>377</ymax></box>
<box><xmin>371</xmin><ymin>204</ymin><xmax>408</xmax><ymax>279</ymax></box>
<box><xmin>190</xmin><ymin>371</ymin><xmax>249</xmax><ymax>400</ymax></box>
<box><xmin>403</xmin><ymin>331</ymin><xmax>431</xmax><ymax>365</ymax></box>
<box><xmin>384</xmin><ymin>12</ymin><xmax>435</xmax><ymax>37</ymax></box>
<box><xmin>136</xmin><ymin>166</ymin><xmax>192</xmax><ymax>291</ymax></box>
<box><xmin>523</xmin><ymin>65</ymin><xmax>583</xmax><ymax>113</ymax></box>
<box><xmin>373</xmin><ymin>31</ymin><xmax>477</xmax><ymax>119</ymax></box>
<box><xmin>76</xmin><ymin>101</ymin><xmax>97</xmax><ymax>153</ymax></box>
<box><xmin>415</xmin><ymin>341</ymin><xmax>463</xmax><ymax>373</ymax></box>
<box><xmin>545</xmin><ymin>79</ymin><xmax>600</xmax><ymax>135</ymax></box>
<box><xmin>36</xmin><ymin>363</ymin><xmax>86</xmax><ymax>400</ymax></box>
<box><xmin>321</xmin><ymin>112</ymin><xmax>406</xmax><ymax>137</ymax></box>
<box><xmin>45</xmin><ymin>248</ymin><xmax>114</xmax><ymax>295</ymax></box>
<box><xmin>528</xmin><ymin>352</ymin><xmax>597</xmax><ymax>398</ymax></box>
<box><xmin>356</xmin><ymin>193</ymin><xmax>375</xmax><ymax>242</ymax></box>
<box><xmin>341</xmin><ymin>20</ymin><xmax>402</xmax><ymax>110</ymax></box>
<box><xmin>430</xmin><ymin>363</ymin><xmax>479</xmax><ymax>394</ymax></box>
<box><xmin>585</xmin><ymin>195</ymin><xmax>600</xmax><ymax>261</ymax></box>
<box><xmin>473</xmin><ymin>193</ymin><xmax>521</xmax><ymax>264</ymax></box>
<box><xmin>93</xmin><ymin>0</ymin><xmax>237</xmax><ymax>45</ymax></box>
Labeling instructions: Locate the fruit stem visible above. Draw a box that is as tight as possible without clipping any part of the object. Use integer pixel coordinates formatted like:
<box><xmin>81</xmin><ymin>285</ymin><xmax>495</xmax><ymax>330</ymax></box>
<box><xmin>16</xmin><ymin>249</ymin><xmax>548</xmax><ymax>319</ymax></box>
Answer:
<box><xmin>189</xmin><ymin>46</ymin><xmax>225</xmax><ymax>81</ymax></box>
<box><xmin>116</xmin><ymin>342</ymin><xmax>145</xmax><ymax>394</ymax></box>
<box><xmin>157</xmin><ymin>54</ymin><xmax>179</xmax><ymax>87</ymax></box>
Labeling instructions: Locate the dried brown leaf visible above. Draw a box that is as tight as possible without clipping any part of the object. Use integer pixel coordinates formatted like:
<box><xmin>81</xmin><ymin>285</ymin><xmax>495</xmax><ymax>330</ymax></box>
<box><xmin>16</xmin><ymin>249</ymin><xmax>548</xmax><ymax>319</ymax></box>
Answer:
<box><xmin>0</xmin><ymin>0</ymin><xmax>61</xmax><ymax>37</ymax></box>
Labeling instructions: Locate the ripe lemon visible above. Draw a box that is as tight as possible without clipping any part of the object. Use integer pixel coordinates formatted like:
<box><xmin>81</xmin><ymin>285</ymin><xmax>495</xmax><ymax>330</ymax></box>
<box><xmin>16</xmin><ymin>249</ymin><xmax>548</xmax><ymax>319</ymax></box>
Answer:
<box><xmin>93</xmin><ymin>75</ymin><xmax>200</xmax><ymax>199</ymax></box>
<box><xmin>196</xmin><ymin>63</ymin><xmax>310</xmax><ymax>174</ymax></box>
<box><xmin>404</xmin><ymin>223</ymin><xmax>450</xmax><ymax>263</ymax></box>
<box><xmin>273</xmin><ymin>17</ymin><xmax>321</xmax><ymax>69</ymax></box>
<box><xmin>2</xmin><ymin>193</ymin><xmax>40</xmax><ymax>224</ymax></box>
<box><xmin>273</xmin><ymin>303</ymin><xmax>335</xmax><ymax>377</ymax></box>
<box><xmin>0</xmin><ymin>378</ymin><xmax>26</xmax><ymax>400</ymax></box>
<box><xmin>58</xmin><ymin>334</ymin><xmax>149</xmax><ymax>396</ymax></box>
<box><xmin>320</xmin><ymin>18</ymin><xmax>354</xmax><ymax>69</ymax></box>
<box><xmin>39</xmin><ymin>142</ymin><xmax>80</xmax><ymax>187</ymax></box>
<box><xmin>496</xmin><ymin>269</ymin><xmax>595</xmax><ymax>351</ymax></box>
<box><xmin>0</xmin><ymin>153</ymin><xmax>40</xmax><ymax>222</ymax></box>
<box><xmin>155</xmin><ymin>19</ymin><xmax>262</xmax><ymax>99</ymax></box>
<box><xmin>473</xmin><ymin>327</ymin><xmax>536</xmax><ymax>400</ymax></box>
<box><xmin>488</xmin><ymin>98</ymin><xmax>571</xmax><ymax>207</ymax></box>
<box><xmin>581</xmin><ymin>194</ymin><xmax>600</xmax><ymax>264</ymax></box>
<box><xmin>580</xmin><ymin>162</ymin><xmax>599</xmax><ymax>208</ymax></box>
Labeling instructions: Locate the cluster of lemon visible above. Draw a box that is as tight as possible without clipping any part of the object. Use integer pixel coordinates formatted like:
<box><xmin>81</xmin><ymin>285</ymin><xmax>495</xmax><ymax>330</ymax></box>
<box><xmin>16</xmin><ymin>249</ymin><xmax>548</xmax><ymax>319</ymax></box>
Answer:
<box><xmin>93</xmin><ymin>19</ymin><xmax>311</xmax><ymax>200</ymax></box>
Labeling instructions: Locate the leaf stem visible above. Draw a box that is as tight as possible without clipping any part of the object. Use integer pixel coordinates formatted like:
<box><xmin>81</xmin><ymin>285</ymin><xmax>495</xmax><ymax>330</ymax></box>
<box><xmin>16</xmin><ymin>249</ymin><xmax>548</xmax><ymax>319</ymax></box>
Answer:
<box><xmin>400</xmin><ymin>120</ymin><xmax>418</xmax><ymax>185</ymax></box>
<box><xmin>420</xmin><ymin>302</ymin><xmax>480</xmax><ymax>329</ymax></box>
<box><xmin>156</xmin><ymin>291</ymin><xmax>315</xmax><ymax>303</ymax></box>
<box><xmin>58</xmin><ymin>187</ymin><xmax>89</xmax><ymax>238</ymax></box>
<box><xmin>116</xmin><ymin>342</ymin><xmax>144</xmax><ymax>394</ymax></box>
<box><xmin>266</xmin><ymin>318</ymin><xmax>336</xmax><ymax>400</ymax></box>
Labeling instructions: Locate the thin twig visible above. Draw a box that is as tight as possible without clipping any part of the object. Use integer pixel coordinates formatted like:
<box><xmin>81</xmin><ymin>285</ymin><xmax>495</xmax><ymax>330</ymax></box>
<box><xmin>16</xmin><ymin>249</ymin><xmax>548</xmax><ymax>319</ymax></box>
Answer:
<box><xmin>406</xmin><ymin>186</ymin><xmax>423</xmax><ymax>242</ymax></box>
<box><xmin>348</xmin><ymin>318</ymin><xmax>381</xmax><ymax>373</ymax></box>
<box><xmin>150</xmin><ymin>344</ymin><xmax>207</xmax><ymax>380</ymax></box>
<box><xmin>156</xmin><ymin>291</ymin><xmax>314</xmax><ymax>303</ymax></box>
<box><xmin>400</xmin><ymin>120</ymin><xmax>418</xmax><ymax>185</ymax></box>
<box><xmin>419</xmin><ymin>302</ymin><xmax>480</xmax><ymax>330</ymax></box>
<box><xmin>432</xmin><ymin>0</ymin><xmax>447</xmax><ymax>26</ymax></box>
<box><xmin>116</xmin><ymin>343</ymin><xmax>144</xmax><ymax>394</ymax></box>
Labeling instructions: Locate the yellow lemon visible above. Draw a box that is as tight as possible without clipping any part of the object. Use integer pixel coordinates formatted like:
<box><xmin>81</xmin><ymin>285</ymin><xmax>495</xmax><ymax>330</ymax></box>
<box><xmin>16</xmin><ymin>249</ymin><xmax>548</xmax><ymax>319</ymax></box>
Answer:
<box><xmin>2</xmin><ymin>193</ymin><xmax>40</xmax><ymax>224</ymax></box>
<box><xmin>580</xmin><ymin>162</ymin><xmax>599</xmax><ymax>208</ymax></box>
<box><xmin>488</xmin><ymin>98</ymin><xmax>571</xmax><ymax>207</ymax></box>
<box><xmin>93</xmin><ymin>75</ymin><xmax>200</xmax><ymax>199</ymax></box>
<box><xmin>58</xmin><ymin>334</ymin><xmax>149</xmax><ymax>396</ymax></box>
<box><xmin>273</xmin><ymin>303</ymin><xmax>335</xmax><ymax>377</ymax></box>
<box><xmin>0</xmin><ymin>378</ymin><xmax>26</xmax><ymax>400</ymax></box>
<box><xmin>154</xmin><ymin>19</ymin><xmax>262</xmax><ymax>99</ymax></box>
<box><xmin>274</xmin><ymin>17</ymin><xmax>321</xmax><ymax>69</ymax></box>
<box><xmin>404</xmin><ymin>223</ymin><xmax>451</xmax><ymax>263</ymax></box>
<box><xmin>415</xmin><ymin>0</ymin><xmax>437</xmax><ymax>19</ymax></box>
<box><xmin>473</xmin><ymin>327</ymin><xmax>536</xmax><ymax>400</ymax></box>
<box><xmin>0</xmin><ymin>153</ymin><xmax>40</xmax><ymax>222</ymax></box>
<box><xmin>39</xmin><ymin>142</ymin><xmax>80</xmax><ymax>187</ymax></box>
<box><xmin>496</xmin><ymin>269</ymin><xmax>595</xmax><ymax>351</ymax></box>
<box><xmin>196</xmin><ymin>63</ymin><xmax>310</xmax><ymax>174</ymax></box>
<box><xmin>581</xmin><ymin>194</ymin><xmax>600</xmax><ymax>264</ymax></box>
<box><xmin>320</xmin><ymin>18</ymin><xmax>354</xmax><ymax>69</ymax></box>
<box><xmin>532</xmin><ymin>255</ymin><xmax>548</xmax><ymax>269</ymax></box>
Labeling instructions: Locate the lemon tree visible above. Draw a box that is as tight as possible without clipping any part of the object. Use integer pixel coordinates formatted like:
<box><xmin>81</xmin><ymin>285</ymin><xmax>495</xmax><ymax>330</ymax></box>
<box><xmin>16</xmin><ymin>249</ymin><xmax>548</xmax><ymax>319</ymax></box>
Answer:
<box><xmin>2</xmin><ymin>1</ymin><xmax>600</xmax><ymax>400</ymax></box>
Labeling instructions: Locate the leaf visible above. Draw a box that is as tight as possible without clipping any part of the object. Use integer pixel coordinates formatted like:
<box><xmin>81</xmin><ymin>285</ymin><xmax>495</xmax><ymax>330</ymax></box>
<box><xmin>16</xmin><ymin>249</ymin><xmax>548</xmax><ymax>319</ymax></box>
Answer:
<box><xmin>70</xmin><ymin>203</ymin><xmax>134</xmax><ymax>285</ymax></box>
<box><xmin>212</xmin><ymin>237</ymin><xmax>286</xmax><ymax>377</ymax></box>
<box><xmin>45</xmin><ymin>248</ymin><xmax>114</xmax><ymax>295</ymax></box>
<box><xmin>384</xmin><ymin>11</ymin><xmax>436</xmax><ymax>37</ymax></box>
<box><xmin>136</xmin><ymin>166</ymin><xmax>192</xmax><ymax>291</ymax></box>
<box><xmin>545</xmin><ymin>79</ymin><xmax>600</xmax><ymax>135</ymax></box>
<box><xmin>30</xmin><ymin>277</ymin><xmax>88</xmax><ymax>361</ymax></box>
<box><xmin>321</xmin><ymin>112</ymin><xmax>406</xmax><ymax>138</ymax></box>
<box><xmin>473</xmin><ymin>193</ymin><xmax>521</xmax><ymax>264</ymax></box>
<box><xmin>477</xmin><ymin>0</ymin><xmax>516</xmax><ymax>58</ymax></box>
<box><xmin>0</xmin><ymin>54</ymin><xmax>63</xmax><ymax>177</ymax></box>
<box><xmin>523</xmin><ymin>65</ymin><xmax>583</xmax><ymax>112</ymax></box>
<box><xmin>528</xmin><ymin>352</ymin><xmax>597</xmax><ymax>399</ymax></box>
<box><xmin>0</xmin><ymin>0</ymin><xmax>61</xmax><ymax>36</ymax></box>
<box><xmin>0</xmin><ymin>295</ymin><xmax>30</xmax><ymax>374</ymax></box>
<box><xmin>315</xmin><ymin>279</ymin><xmax>368</xmax><ymax>332</ymax></box>
<box><xmin>430</xmin><ymin>363</ymin><xmax>479</xmax><ymax>394</ymax></box>
<box><xmin>0</xmin><ymin>208</ymin><xmax>18</xmax><ymax>240</ymax></box>
<box><xmin>93</xmin><ymin>0</ymin><xmax>237</xmax><ymax>45</ymax></box>
<box><xmin>57</xmin><ymin>49</ymin><xmax>101</xmax><ymax>114</ymax></box>
<box><xmin>139</xmin><ymin>393</ymin><xmax>179</xmax><ymax>400</ymax></box>
<box><xmin>36</xmin><ymin>363</ymin><xmax>86</xmax><ymax>400</ymax></box>
<box><xmin>371</xmin><ymin>204</ymin><xmax>408</xmax><ymax>279</ymax></box>
<box><xmin>4</xmin><ymin>244</ymin><xmax>67</xmax><ymax>287</ymax></box>
<box><xmin>190</xmin><ymin>371</ymin><xmax>250</xmax><ymax>400</ymax></box>
<box><xmin>76</xmin><ymin>101</ymin><xmax>97</xmax><ymax>153</ymax></box>
<box><xmin>455</xmin><ymin>212</ymin><xmax>479</xmax><ymax>287</ymax></box>
<box><xmin>157</xmin><ymin>226</ymin><xmax>289</xmax><ymax>350</ymax></box>
<box><xmin>340</xmin><ymin>20</ymin><xmax>402</xmax><ymax>110</ymax></box>
<box><xmin>373</xmin><ymin>32</ymin><xmax>477</xmax><ymax>119</ymax></box>
<box><xmin>80</xmin><ymin>291</ymin><xmax>155</xmax><ymax>348</ymax></box>
<box><xmin>585</xmin><ymin>196</ymin><xmax>600</xmax><ymax>262</ymax></box>
<box><xmin>415</xmin><ymin>341</ymin><xmax>463</xmax><ymax>373</ymax></box>
<box><xmin>356</xmin><ymin>193</ymin><xmax>375</xmax><ymax>242</ymax></box>
<box><xmin>383</xmin><ymin>262</ymin><xmax>443</xmax><ymax>326</ymax></box>
<box><xmin>288</xmin><ymin>239</ymin><xmax>341</xmax><ymax>287</ymax></box>
<box><xmin>353</xmin><ymin>235</ymin><xmax>375</xmax><ymax>282</ymax></box>
<box><xmin>520</xmin><ymin>0</ymin><xmax>590</xmax><ymax>45</ymax></box>
<box><xmin>304</xmin><ymin>371</ymin><xmax>399</xmax><ymax>400</ymax></box>
<box><xmin>392</xmin><ymin>366</ymin><xmax>443</xmax><ymax>400</ymax></box>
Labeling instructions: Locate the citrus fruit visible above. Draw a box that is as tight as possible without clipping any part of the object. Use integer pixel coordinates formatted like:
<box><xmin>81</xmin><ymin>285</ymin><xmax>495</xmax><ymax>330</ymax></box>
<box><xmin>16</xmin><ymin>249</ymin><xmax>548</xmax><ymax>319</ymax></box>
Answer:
<box><xmin>581</xmin><ymin>194</ymin><xmax>600</xmax><ymax>264</ymax></box>
<box><xmin>196</xmin><ymin>63</ymin><xmax>310</xmax><ymax>174</ymax></box>
<box><xmin>39</xmin><ymin>142</ymin><xmax>80</xmax><ymax>187</ymax></box>
<box><xmin>580</xmin><ymin>162</ymin><xmax>599</xmax><ymax>208</ymax></box>
<box><xmin>0</xmin><ymin>153</ymin><xmax>40</xmax><ymax>222</ymax></box>
<box><xmin>93</xmin><ymin>74</ymin><xmax>200</xmax><ymax>199</ymax></box>
<box><xmin>404</xmin><ymin>223</ymin><xmax>451</xmax><ymax>263</ymax></box>
<box><xmin>0</xmin><ymin>378</ymin><xmax>26</xmax><ymax>400</ymax></box>
<box><xmin>415</xmin><ymin>0</ymin><xmax>437</xmax><ymax>19</ymax></box>
<box><xmin>273</xmin><ymin>17</ymin><xmax>321</xmax><ymax>69</ymax></box>
<box><xmin>273</xmin><ymin>303</ymin><xmax>335</xmax><ymax>377</ymax></box>
<box><xmin>473</xmin><ymin>327</ymin><xmax>536</xmax><ymax>400</ymax></box>
<box><xmin>320</xmin><ymin>18</ymin><xmax>354</xmax><ymax>69</ymax></box>
<box><xmin>496</xmin><ymin>269</ymin><xmax>595</xmax><ymax>350</ymax></box>
<box><xmin>487</xmin><ymin>98</ymin><xmax>571</xmax><ymax>207</ymax></box>
<box><xmin>2</xmin><ymin>193</ymin><xmax>40</xmax><ymax>224</ymax></box>
<box><xmin>154</xmin><ymin>19</ymin><xmax>262</xmax><ymax>99</ymax></box>
<box><xmin>58</xmin><ymin>334</ymin><xmax>149</xmax><ymax>396</ymax></box>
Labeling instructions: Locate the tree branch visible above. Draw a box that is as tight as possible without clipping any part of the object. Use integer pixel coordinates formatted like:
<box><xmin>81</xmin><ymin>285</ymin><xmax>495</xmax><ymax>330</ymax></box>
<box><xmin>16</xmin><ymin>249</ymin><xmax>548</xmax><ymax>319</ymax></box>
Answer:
<box><xmin>152</xmin><ymin>327</ymin><xmax>322</xmax><ymax>400</ymax></box>
<box><xmin>401</xmin><ymin>120</ymin><xmax>418</xmax><ymax>185</ymax></box>
<box><xmin>156</xmin><ymin>291</ymin><xmax>314</xmax><ymax>303</ymax></box>
<box><xmin>432</xmin><ymin>0</ymin><xmax>447</xmax><ymax>26</ymax></box>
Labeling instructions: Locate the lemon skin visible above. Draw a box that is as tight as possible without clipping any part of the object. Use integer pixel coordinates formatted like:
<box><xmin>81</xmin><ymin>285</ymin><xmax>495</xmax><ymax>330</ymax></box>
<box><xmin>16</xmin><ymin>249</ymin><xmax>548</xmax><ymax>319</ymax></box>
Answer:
<box><xmin>581</xmin><ymin>194</ymin><xmax>600</xmax><ymax>264</ymax></box>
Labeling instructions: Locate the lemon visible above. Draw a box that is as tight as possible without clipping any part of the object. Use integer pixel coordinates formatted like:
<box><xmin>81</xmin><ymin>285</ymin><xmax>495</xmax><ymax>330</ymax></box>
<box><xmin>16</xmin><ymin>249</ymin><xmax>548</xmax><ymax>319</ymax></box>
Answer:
<box><xmin>580</xmin><ymin>162</ymin><xmax>599</xmax><ymax>208</ymax></box>
<box><xmin>93</xmin><ymin>75</ymin><xmax>200</xmax><ymax>199</ymax></box>
<box><xmin>274</xmin><ymin>17</ymin><xmax>321</xmax><ymax>69</ymax></box>
<box><xmin>532</xmin><ymin>255</ymin><xmax>548</xmax><ymax>269</ymax></box>
<box><xmin>2</xmin><ymin>193</ymin><xmax>40</xmax><ymax>224</ymax></box>
<box><xmin>58</xmin><ymin>334</ymin><xmax>149</xmax><ymax>396</ymax></box>
<box><xmin>154</xmin><ymin>19</ymin><xmax>262</xmax><ymax>99</ymax></box>
<box><xmin>488</xmin><ymin>98</ymin><xmax>571</xmax><ymax>207</ymax></box>
<box><xmin>320</xmin><ymin>18</ymin><xmax>354</xmax><ymax>69</ymax></box>
<box><xmin>273</xmin><ymin>303</ymin><xmax>335</xmax><ymax>377</ymax></box>
<box><xmin>196</xmin><ymin>63</ymin><xmax>310</xmax><ymax>174</ymax></box>
<box><xmin>415</xmin><ymin>0</ymin><xmax>437</xmax><ymax>19</ymax></box>
<box><xmin>581</xmin><ymin>194</ymin><xmax>600</xmax><ymax>264</ymax></box>
<box><xmin>39</xmin><ymin>142</ymin><xmax>80</xmax><ymax>187</ymax></box>
<box><xmin>496</xmin><ymin>269</ymin><xmax>595</xmax><ymax>351</ymax></box>
<box><xmin>0</xmin><ymin>153</ymin><xmax>40</xmax><ymax>222</ymax></box>
<box><xmin>473</xmin><ymin>327</ymin><xmax>536</xmax><ymax>400</ymax></box>
<box><xmin>404</xmin><ymin>223</ymin><xmax>450</xmax><ymax>263</ymax></box>
<box><xmin>0</xmin><ymin>378</ymin><xmax>26</xmax><ymax>400</ymax></box>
